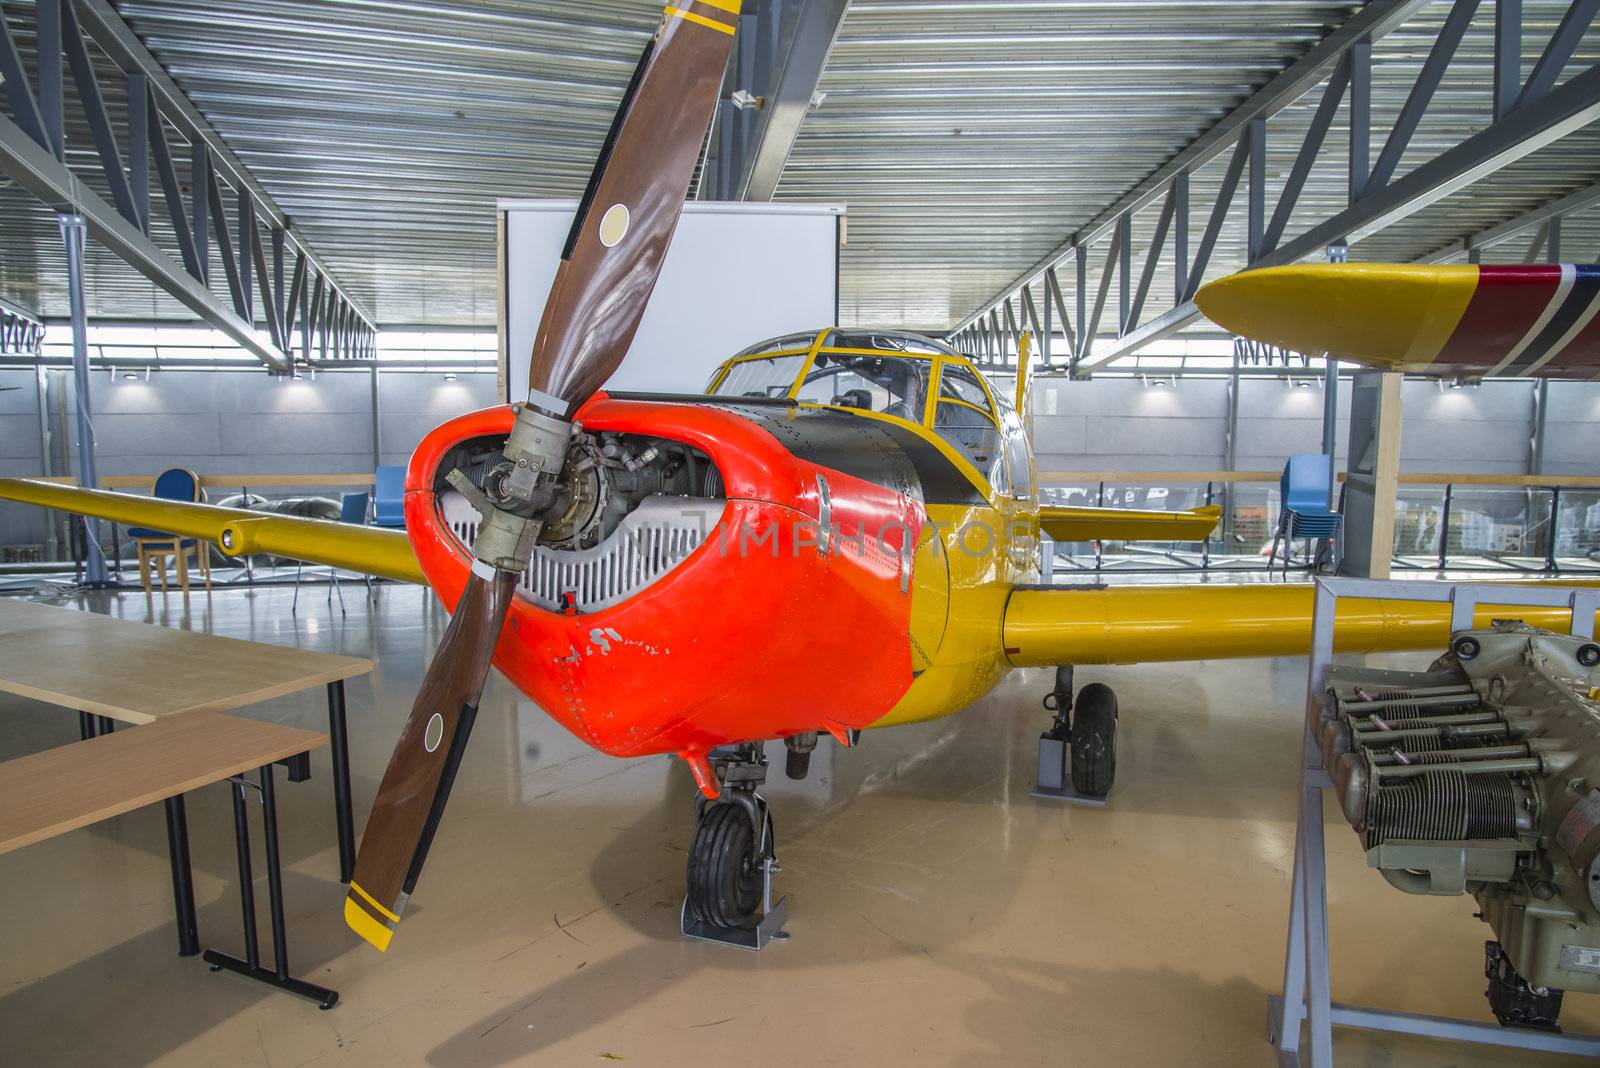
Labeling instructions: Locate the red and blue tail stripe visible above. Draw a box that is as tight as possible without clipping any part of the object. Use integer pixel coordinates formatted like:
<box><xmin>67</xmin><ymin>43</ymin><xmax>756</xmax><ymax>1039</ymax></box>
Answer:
<box><xmin>1441</xmin><ymin>265</ymin><xmax>1600</xmax><ymax>376</ymax></box>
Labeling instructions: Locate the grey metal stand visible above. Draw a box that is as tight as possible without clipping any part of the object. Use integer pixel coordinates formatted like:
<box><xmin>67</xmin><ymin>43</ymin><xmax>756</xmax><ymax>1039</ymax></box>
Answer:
<box><xmin>680</xmin><ymin>855</ymin><xmax>790</xmax><ymax>952</ymax></box>
<box><xmin>1030</xmin><ymin>732</ymin><xmax>1108</xmax><ymax>807</ymax></box>
<box><xmin>1272</xmin><ymin>576</ymin><xmax>1600</xmax><ymax>1065</ymax></box>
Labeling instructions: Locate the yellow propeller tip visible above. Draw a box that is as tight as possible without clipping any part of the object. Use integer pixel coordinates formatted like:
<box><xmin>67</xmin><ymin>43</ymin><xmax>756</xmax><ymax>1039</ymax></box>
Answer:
<box><xmin>344</xmin><ymin>894</ymin><xmax>395</xmax><ymax>952</ymax></box>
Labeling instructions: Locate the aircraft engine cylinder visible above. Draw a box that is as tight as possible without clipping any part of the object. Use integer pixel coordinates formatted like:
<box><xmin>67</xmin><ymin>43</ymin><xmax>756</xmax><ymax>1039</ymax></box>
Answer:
<box><xmin>1320</xmin><ymin>621</ymin><xmax>1600</xmax><ymax>1009</ymax></box>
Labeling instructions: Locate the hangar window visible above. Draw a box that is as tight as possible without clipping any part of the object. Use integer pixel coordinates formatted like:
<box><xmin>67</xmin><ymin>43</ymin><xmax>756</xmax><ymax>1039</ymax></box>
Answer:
<box><xmin>710</xmin><ymin>353</ymin><xmax>807</xmax><ymax>398</ymax></box>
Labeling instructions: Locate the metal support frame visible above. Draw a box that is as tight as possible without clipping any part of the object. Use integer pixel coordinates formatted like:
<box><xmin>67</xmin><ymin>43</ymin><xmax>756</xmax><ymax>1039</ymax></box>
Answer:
<box><xmin>950</xmin><ymin>1</ymin><xmax>1600</xmax><ymax>370</ymax></box>
<box><xmin>951</xmin><ymin>0</ymin><xmax>1430</xmax><ymax>340</ymax></box>
<box><xmin>1272</xmin><ymin>576</ymin><xmax>1600</xmax><ymax>1065</ymax></box>
<box><xmin>203</xmin><ymin>763</ymin><xmax>339</xmax><ymax>1009</ymax></box>
<box><xmin>1419</xmin><ymin>179</ymin><xmax>1600</xmax><ymax>264</ymax></box>
<box><xmin>0</xmin><ymin>0</ymin><xmax>376</xmax><ymax>372</ymax></box>
<box><xmin>0</xmin><ymin>302</ymin><xmax>44</xmax><ymax>356</ymax></box>
<box><xmin>733</xmin><ymin>0</ymin><xmax>849</xmax><ymax>201</ymax></box>
<box><xmin>59</xmin><ymin>213</ymin><xmax>107</xmax><ymax>586</ymax></box>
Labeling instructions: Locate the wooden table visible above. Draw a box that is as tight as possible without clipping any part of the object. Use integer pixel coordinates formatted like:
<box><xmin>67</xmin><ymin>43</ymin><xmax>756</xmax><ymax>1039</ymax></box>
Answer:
<box><xmin>0</xmin><ymin>598</ymin><xmax>372</xmax><ymax>881</ymax></box>
<box><xmin>0</xmin><ymin>712</ymin><xmax>338</xmax><ymax>1007</ymax></box>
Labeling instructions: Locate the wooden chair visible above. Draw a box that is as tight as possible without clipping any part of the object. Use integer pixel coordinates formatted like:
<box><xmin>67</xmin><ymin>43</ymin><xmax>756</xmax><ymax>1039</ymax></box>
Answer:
<box><xmin>129</xmin><ymin>468</ymin><xmax>212</xmax><ymax>595</ymax></box>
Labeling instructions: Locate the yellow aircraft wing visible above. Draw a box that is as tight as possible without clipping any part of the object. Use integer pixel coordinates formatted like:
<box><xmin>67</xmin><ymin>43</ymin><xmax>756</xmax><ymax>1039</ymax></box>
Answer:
<box><xmin>1038</xmin><ymin>504</ymin><xmax>1221</xmax><ymax>542</ymax></box>
<box><xmin>1003</xmin><ymin>581</ymin><xmax>1600</xmax><ymax>666</ymax></box>
<box><xmin>0</xmin><ymin>478</ymin><xmax>425</xmax><ymax>584</ymax></box>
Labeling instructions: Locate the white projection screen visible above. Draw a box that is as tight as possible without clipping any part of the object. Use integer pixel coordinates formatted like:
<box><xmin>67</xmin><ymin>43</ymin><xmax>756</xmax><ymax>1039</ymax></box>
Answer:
<box><xmin>499</xmin><ymin>200</ymin><xmax>843</xmax><ymax>401</ymax></box>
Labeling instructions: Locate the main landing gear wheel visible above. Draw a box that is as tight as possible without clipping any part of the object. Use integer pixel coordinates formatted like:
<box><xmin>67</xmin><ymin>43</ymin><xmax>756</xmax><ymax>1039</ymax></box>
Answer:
<box><xmin>687</xmin><ymin>802</ymin><xmax>767</xmax><ymax>928</ymax></box>
<box><xmin>1069</xmin><ymin>682</ymin><xmax>1118</xmax><ymax>797</ymax></box>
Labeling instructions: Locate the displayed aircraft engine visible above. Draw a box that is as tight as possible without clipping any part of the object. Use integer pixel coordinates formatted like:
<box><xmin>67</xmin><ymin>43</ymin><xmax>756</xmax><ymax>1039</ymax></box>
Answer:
<box><xmin>1319</xmin><ymin>622</ymin><xmax>1600</xmax><ymax>1032</ymax></box>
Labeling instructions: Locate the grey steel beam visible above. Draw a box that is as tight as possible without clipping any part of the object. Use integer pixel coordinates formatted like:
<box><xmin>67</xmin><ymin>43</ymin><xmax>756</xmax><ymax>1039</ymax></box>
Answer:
<box><xmin>1077</xmin><ymin>62</ymin><xmax>1600</xmax><ymax>373</ymax></box>
<box><xmin>73</xmin><ymin>0</ymin><xmax>376</xmax><ymax>331</ymax></box>
<box><xmin>1494</xmin><ymin>0</ymin><xmax>1523</xmax><ymax>121</ymax></box>
<box><xmin>1038</xmin><ymin>277</ymin><xmax>1052</xmax><ymax>364</ymax></box>
<box><xmin>58</xmin><ymin>0</ymin><xmax>138</xmax><ymax>225</ymax></box>
<box><xmin>0</xmin><ymin>3</ymin><xmax>51</xmax><ymax>154</ymax></box>
<box><xmin>1020</xmin><ymin>284</ymin><xmax>1042</xmax><ymax>342</ymax></box>
<box><xmin>35</xmin><ymin>0</ymin><xmax>62</xmax><ymax>159</ymax></box>
<box><xmin>1116</xmin><ymin>213</ymin><xmax>1131</xmax><ymax>335</ymax></box>
<box><xmin>126</xmin><ymin>72</ymin><xmax>148</xmax><ymax>232</ymax></box>
<box><xmin>1348</xmin><ymin>38</ymin><xmax>1372</xmax><ymax>204</ymax></box>
<box><xmin>1080</xmin><ymin>228</ymin><xmax>1122</xmax><ymax>366</ymax></box>
<box><xmin>1184</xmin><ymin>135</ymin><xmax>1249</xmax><ymax>303</ymax></box>
<box><xmin>1074</xmin><ymin>247</ymin><xmax>1086</xmax><ymax>360</ymax></box>
<box><xmin>238</xmin><ymin>191</ymin><xmax>254</xmax><ymax>323</ymax></box>
<box><xmin>0</xmin><ymin>111</ymin><xmax>290</xmax><ymax>372</ymax></box>
<box><xmin>1514</xmin><ymin>0</ymin><xmax>1598</xmax><ymax>111</ymax></box>
<box><xmin>1263</xmin><ymin>61</ymin><xmax>1349</xmax><ymax>255</ymax></box>
<box><xmin>1408</xmin><ymin>181</ymin><xmax>1597</xmax><ymax>260</ymax></box>
<box><xmin>1046</xmin><ymin>266</ymin><xmax>1075</xmax><ymax>360</ymax></box>
<box><xmin>1366</xmin><ymin>0</ymin><xmax>1479</xmax><ymax>194</ymax></box>
<box><xmin>950</xmin><ymin>0</ymin><xmax>1429</xmax><ymax>333</ymax></box>
<box><xmin>1173</xmin><ymin>171</ymin><xmax>1189</xmax><ymax>301</ymax></box>
<box><xmin>1246</xmin><ymin>116</ymin><xmax>1265</xmax><ymax>261</ymax></box>
<box><xmin>191</xmin><ymin>143</ymin><xmax>208</xmax><ymax>284</ymax></box>
<box><xmin>205</xmin><ymin>163</ymin><xmax>249</xmax><ymax>320</ymax></box>
<box><xmin>1522</xmin><ymin>221</ymin><xmax>1552</xmax><ymax>263</ymax></box>
<box><xmin>60</xmin><ymin>214</ymin><xmax>106</xmax><ymax>584</ymax></box>
<box><xmin>738</xmin><ymin>0</ymin><xmax>850</xmax><ymax>201</ymax></box>
<box><xmin>146</xmin><ymin>90</ymin><xmax>201</xmax><ymax>280</ymax></box>
<box><xmin>1128</xmin><ymin>183</ymin><xmax>1177</xmax><ymax>335</ymax></box>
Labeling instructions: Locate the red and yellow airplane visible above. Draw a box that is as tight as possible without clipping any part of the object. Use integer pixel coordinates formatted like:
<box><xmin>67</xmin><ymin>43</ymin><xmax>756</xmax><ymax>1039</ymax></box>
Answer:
<box><xmin>4</xmin><ymin>3</ymin><xmax>1599</xmax><ymax>952</ymax></box>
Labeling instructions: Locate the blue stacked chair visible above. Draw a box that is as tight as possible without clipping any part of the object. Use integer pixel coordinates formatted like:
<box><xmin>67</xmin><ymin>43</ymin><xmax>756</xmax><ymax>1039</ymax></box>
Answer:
<box><xmin>372</xmin><ymin>465</ymin><xmax>406</xmax><ymax>529</ymax></box>
<box><xmin>1269</xmin><ymin>454</ymin><xmax>1344</xmax><ymax>577</ymax></box>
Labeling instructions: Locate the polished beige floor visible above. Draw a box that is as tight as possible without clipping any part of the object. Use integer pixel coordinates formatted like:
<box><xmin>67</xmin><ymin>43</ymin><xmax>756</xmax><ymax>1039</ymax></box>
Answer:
<box><xmin>0</xmin><ymin>582</ymin><xmax>1589</xmax><ymax>1066</ymax></box>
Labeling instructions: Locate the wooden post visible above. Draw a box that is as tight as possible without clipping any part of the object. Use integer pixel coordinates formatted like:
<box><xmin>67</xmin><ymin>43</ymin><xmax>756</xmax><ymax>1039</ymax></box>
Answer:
<box><xmin>1365</xmin><ymin>372</ymin><xmax>1403</xmax><ymax>578</ymax></box>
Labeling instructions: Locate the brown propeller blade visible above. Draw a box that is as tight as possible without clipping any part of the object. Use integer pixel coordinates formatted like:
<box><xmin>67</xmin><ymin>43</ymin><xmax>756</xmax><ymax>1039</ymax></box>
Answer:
<box><xmin>345</xmin><ymin>3</ymin><xmax>740</xmax><ymax>953</ymax></box>
<box><xmin>528</xmin><ymin>1</ymin><xmax>740</xmax><ymax>414</ymax></box>
<box><xmin>344</xmin><ymin>570</ymin><xmax>515</xmax><ymax>950</ymax></box>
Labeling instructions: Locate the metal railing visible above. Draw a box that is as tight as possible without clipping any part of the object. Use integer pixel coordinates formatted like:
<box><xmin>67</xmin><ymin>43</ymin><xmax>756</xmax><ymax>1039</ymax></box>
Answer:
<box><xmin>1039</xmin><ymin>470</ymin><xmax>1600</xmax><ymax>577</ymax></box>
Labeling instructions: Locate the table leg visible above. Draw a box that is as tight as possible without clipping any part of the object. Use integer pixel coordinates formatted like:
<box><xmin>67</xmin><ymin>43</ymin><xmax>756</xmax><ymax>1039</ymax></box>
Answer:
<box><xmin>203</xmin><ymin>763</ymin><xmax>338</xmax><ymax>1009</ymax></box>
<box><xmin>79</xmin><ymin>711</ymin><xmax>93</xmax><ymax>741</ymax></box>
<box><xmin>327</xmin><ymin>681</ymin><xmax>354</xmax><ymax>883</ymax></box>
<box><xmin>95</xmin><ymin>715</ymin><xmax>115</xmax><ymax>736</ymax></box>
<box><xmin>260</xmin><ymin>765</ymin><xmax>291</xmax><ymax>980</ymax></box>
<box><xmin>163</xmin><ymin>796</ymin><xmax>199</xmax><ymax>957</ymax></box>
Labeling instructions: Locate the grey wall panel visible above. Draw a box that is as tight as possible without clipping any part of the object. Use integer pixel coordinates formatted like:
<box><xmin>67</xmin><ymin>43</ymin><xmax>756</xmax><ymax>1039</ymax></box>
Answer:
<box><xmin>1547</xmin><ymin>381</ymin><xmax>1600</xmax><ymax>422</ymax></box>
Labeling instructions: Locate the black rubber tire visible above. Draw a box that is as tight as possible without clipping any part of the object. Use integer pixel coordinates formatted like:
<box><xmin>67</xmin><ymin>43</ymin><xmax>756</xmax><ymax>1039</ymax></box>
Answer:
<box><xmin>686</xmin><ymin>802</ymin><xmax>763</xmax><ymax>928</ymax></box>
<box><xmin>1070</xmin><ymin>682</ymin><xmax>1118</xmax><ymax>797</ymax></box>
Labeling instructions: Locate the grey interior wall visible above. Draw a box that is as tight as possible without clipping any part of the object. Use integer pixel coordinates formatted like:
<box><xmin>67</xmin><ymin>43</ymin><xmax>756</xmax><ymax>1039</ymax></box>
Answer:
<box><xmin>0</xmin><ymin>368</ymin><xmax>47</xmax><ymax>548</ymax></box>
<box><xmin>0</xmin><ymin>367</ymin><xmax>497</xmax><ymax>552</ymax></box>
<box><xmin>377</xmin><ymin>370</ymin><xmax>498</xmax><ymax>468</ymax></box>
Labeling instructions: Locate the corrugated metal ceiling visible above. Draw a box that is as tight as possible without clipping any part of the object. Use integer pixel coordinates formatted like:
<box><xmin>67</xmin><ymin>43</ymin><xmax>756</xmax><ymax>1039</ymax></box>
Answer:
<box><xmin>0</xmin><ymin>0</ymin><xmax>1594</xmax><ymax>335</ymax></box>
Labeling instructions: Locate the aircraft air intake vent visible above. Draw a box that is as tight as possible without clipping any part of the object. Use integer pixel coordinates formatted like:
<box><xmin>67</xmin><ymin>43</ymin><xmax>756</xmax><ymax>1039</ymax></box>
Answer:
<box><xmin>438</xmin><ymin>491</ymin><xmax>724</xmax><ymax>612</ymax></box>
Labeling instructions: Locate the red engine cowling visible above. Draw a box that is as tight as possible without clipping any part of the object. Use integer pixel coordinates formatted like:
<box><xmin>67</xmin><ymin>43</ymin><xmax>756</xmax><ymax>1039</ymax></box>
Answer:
<box><xmin>405</xmin><ymin>394</ymin><xmax>921</xmax><ymax>783</ymax></box>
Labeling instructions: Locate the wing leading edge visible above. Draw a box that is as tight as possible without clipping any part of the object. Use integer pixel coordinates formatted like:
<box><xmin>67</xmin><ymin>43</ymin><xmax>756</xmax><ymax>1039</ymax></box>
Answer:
<box><xmin>0</xmin><ymin>478</ymin><xmax>424</xmax><ymax>584</ymax></box>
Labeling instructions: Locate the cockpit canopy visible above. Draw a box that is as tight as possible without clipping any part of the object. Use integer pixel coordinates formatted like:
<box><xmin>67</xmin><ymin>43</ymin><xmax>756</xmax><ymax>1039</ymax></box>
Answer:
<box><xmin>706</xmin><ymin>328</ymin><xmax>1031</xmax><ymax>498</ymax></box>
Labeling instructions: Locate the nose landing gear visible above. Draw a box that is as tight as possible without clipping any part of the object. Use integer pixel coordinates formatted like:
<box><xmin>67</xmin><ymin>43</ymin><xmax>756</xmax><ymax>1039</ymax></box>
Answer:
<box><xmin>681</xmin><ymin>743</ymin><xmax>790</xmax><ymax>951</ymax></box>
